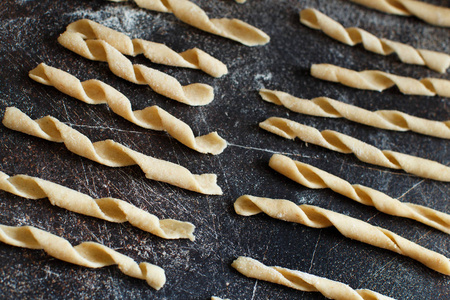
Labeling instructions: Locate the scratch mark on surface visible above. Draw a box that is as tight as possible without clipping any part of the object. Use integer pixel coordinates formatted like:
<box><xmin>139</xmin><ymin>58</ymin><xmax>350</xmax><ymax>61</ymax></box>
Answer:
<box><xmin>82</xmin><ymin>223</ymin><xmax>102</xmax><ymax>244</ymax></box>
<box><xmin>250</xmin><ymin>279</ymin><xmax>258</xmax><ymax>300</ymax></box>
<box><xmin>228</xmin><ymin>142</ymin><xmax>314</xmax><ymax>158</ymax></box>
<box><xmin>365</xmin><ymin>212</ymin><xmax>381</xmax><ymax>223</ymax></box>
<box><xmin>308</xmin><ymin>230</ymin><xmax>322</xmax><ymax>273</ymax></box>
<box><xmin>397</xmin><ymin>180</ymin><xmax>424</xmax><ymax>200</ymax></box>
<box><xmin>65</xmin><ymin>123</ymin><xmax>161</xmax><ymax>137</ymax></box>
<box><xmin>62</xmin><ymin>102</ymin><xmax>70</xmax><ymax>123</ymax></box>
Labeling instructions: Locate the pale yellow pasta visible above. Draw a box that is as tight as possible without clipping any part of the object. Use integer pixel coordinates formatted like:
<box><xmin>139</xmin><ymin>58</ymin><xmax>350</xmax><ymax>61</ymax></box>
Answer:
<box><xmin>64</xmin><ymin>19</ymin><xmax>227</xmax><ymax>78</ymax></box>
<box><xmin>0</xmin><ymin>224</ymin><xmax>165</xmax><ymax>289</ymax></box>
<box><xmin>57</xmin><ymin>33</ymin><xmax>213</xmax><ymax>106</ymax></box>
<box><xmin>2</xmin><ymin>107</ymin><xmax>222</xmax><ymax>195</ymax></box>
<box><xmin>311</xmin><ymin>64</ymin><xmax>450</xmax><ymax>97</ymax></box>
<box><xmin>260</xmin><ymin>117</ymin><xmax>450</xmax><ymax>182</ymax></box>
<box><xmin>300</xmin><ymin>8</ymin><xmax>450</xmax><ymax>73</ymax></box>
<box><xmin>29</xmin><ymin>63</ymin><xmax>227</xmax><ymax>155</ymax></box>
<box><xmin>269</xmin><ymin>154</ymin><xmax>450</xmax><ymax>234</ymax></box>
<box><xmin>259</xmin><ymin>89</ymin><xmax>450</xmax><ymax>139</ymax></box>
<box><xmin>232</xmin><ymin>257</ymin><xmax>395</xmax><ymax>300</ymax></box>
<box><xmin>234</xmin><ymin>195</ymin><xmax>450</xmax><ymax>275</ymax></box>
<box><xmin>347</xmin><ymin>0</ymin><xmax>450</xmax><ymax>27</ymax></box>
<box><xmin>108</xmin><ymin>0</ymin><xmax>269</xmax><ymax>46</ymax></box>
<box><xmin>0</xmin><ymin>171</ymin><xmax>195</xmax><ymax>240</ymax></box>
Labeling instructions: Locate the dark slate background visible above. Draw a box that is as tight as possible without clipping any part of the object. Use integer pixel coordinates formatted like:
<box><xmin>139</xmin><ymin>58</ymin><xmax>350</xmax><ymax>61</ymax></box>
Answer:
<box><xmin>0</xmin><ymin>0</ymin><xmax>449</xmax><ymax>299</ymax></box>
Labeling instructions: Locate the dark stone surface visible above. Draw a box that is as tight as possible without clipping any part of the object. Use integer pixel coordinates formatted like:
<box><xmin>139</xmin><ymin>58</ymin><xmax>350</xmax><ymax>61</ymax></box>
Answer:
<box><xmin>0</xmin><ymin>0</ymin><xmax>449</xmax><ymax>299</ymax></box>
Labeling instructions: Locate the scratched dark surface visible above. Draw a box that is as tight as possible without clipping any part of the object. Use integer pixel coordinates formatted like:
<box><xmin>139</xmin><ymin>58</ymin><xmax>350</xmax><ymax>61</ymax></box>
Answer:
<box><xmin>0</xmin><ymin>0</ymin><xmax>449</xmax><ymax>299</ymax></box>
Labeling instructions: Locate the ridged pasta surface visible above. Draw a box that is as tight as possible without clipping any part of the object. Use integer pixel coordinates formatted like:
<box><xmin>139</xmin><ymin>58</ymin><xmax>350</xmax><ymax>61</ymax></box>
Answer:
<box><xmin>300</xmin><ymin>8</ymin><xmax>450</xmax><ymax>72</ymax></box>
<box><xmin>2</xmin><ymin>107</ymin><xmax>223</xmax><ymax>195</ymax></box>
<box><xmin>0</xmin><ymin>171</ymin><xmax>195</xmax><ymax>240</ymax></box>
<box><xmin>260</xmin><ymin>117</ymin><xmax>450</xmax><ymax>181</ymax></box>
<box><xmin>234</xmin><ymin>195</ymin><xmax>450</xmax><ymax>275</ymax></box>
<box><xmin>269</xmin><ymin>154</ymin><xmax>450</xmax><ymax>234</ymax></box>
<box><xmin>232</xmin><ymin>256</ymin><xmax>396</xmax><ymax>300</ymax></box>
<box><xmin>0</xmin><ymin>224</ymin><xmax>166</xmax><ymax>289</ymax></box>
<box><xmin>29</xmin><ymin>63</ymin><xmax>227</xmax><ymax>154</ymax></box>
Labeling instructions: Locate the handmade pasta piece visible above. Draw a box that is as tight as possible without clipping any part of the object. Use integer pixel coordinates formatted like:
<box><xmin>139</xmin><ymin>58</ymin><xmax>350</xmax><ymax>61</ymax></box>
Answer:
<box><xmin>0</xmin><ymin>224</ymin><xmax>165</xmax><ymax>289</ymax></box>
<box><xmin>58</xmin><ymin>33</ymin><xmax>213</xmax><ymax>106</ymax></box>
<box><xmin>259</xmin><ymin>89</ymin><xmax>450</xmax><ymax>139</ymax></box>
<box><xmin>2</xmin><ymin>107</ymin><xmax>222</xmax><ymax>195</ymax></box>
<box><xmin>300</xmin><ymin>9</ymin><xmax>450</xmax><ymax>73</ymax></box>
<box><xmin>232</xmin><ymin>257</ymin><xmax>395</xmax><ymax>300</ymax></box>
<box><xmin>269</xmin><ymin>154</ymin><xmax>450</xmax><ymax>234</ymax></box>
<box><xmin>29</xmin><ymin>63</ymin><xmax>227</xmax><ymax>155</ymax></box>
<box><xmin>260</xmin><ymin>117</ymin><xmax>450</xmax><ymax>182</ymax></box>
<box><xmin>311</xmin><ymin>64</ymin><xmax>450</xmax><ymax>97</ymax></box>
<box><xmin>234</xmin><ymin>195</ymin><xmax>450</xmax><ymax>275</ymax></box>
<box><xmin>0</xmin><ymin>171</ymin><xmax>195</xmax><ymax>240</ymax></box>
<box><xmin>108</xmin><ymin>0</ymin><xmax>269</xmax><ymax>46</ymax></box>
<box><xmin>63</xmin><ymin>19</ymin><xmax>227</xmax><ymax>77</ymax></box>
<box><xmin>347</xmin><ymin>0</ymin><xmax>450</xmax><ymax>27</ymax></box>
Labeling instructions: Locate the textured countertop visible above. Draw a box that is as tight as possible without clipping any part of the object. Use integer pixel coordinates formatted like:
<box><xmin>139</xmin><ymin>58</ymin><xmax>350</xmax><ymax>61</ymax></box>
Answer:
<box><xmin>0</xmin><ymin>0</ymin><xmax>449</xmax><ymax>299</ymax></box>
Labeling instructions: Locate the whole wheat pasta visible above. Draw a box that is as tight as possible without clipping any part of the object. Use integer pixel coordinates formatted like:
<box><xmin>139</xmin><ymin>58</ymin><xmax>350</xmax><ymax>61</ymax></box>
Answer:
<box><xmin>58</xmin><ymin>33</ymin><xmax>213</xmax><ymax>106</ymax></box>
<box><xmin>269</xmin><ymin>154</ymin><xmax>450</xmax><ymax>234</ymax></box>
<box><xmin>2</xmin><ymin>107</ymin><xmax>222</xmax><ymax>195</ymax></box>
<box><xmin>63</xmin><ymin>19</ymin><xmax>228</xmax><ymax>78</ymax></box>
<box><xmin>311</xmin><ymin>64</ymin><xmax>450</xmax><ymax>97</ymax></box>
<box><xmin>260</xmin><ymin>117</ymin><xmax>450</xmax><ymax>182</ymax></box>
<box><xmin>29</xmin><ymin>63</ymin><xmax>227</xmax><ymax>155</ymax></box>
<box><xmin>347</xmin><ymin>0</ymin><xmax>450</xmax><ymax>27</ymax></box>
<box><xmin>300</xmin><ymin>8</ymin><xmax>450</xmax><ymax>73</ymax></box>
<box><xmin>0</xmin><ymin>171</ymin><xmax>195</xmax><ymax>240</ymax></box>
<box><xmin>234</xmin><ymin>195</ymin><xmax>450</xmax><ymax>275</ymax></box>
<box><xmin>232</xmin><ymin>256</ymin><xmax>395</xmax><ymax>300</ymax></box>
<box><xmin>107</xmin><ymin>0</ymin><xmax>270</xmax><ymax>46</ymax></box>
<box><xmin>259</xmin><ymin>89</ymin><xmax>450</xmax><ymax>139</ymax></box>
<box><xmin>0</xmin><ymin>224</ymin><xmax>166</xmax><ymax>289</ymax></box>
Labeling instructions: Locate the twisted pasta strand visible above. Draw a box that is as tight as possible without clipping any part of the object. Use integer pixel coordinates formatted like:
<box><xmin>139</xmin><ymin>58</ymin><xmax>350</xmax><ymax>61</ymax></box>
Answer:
<box><xmin>269</xmin><ymin>154</ymin><xmax>450</xmax><ymax>234</ymax></box>
<box><xmin>29</xmin><ymin>63</ymin><xmax>227</xmax><ymax>155</ymax></box>
<box><xmin>300</xmin><ymin>9</ymin><xmax>450</xmax><ymax>73</ymax></box>
<box><xmin>0</xmin><ymin>224</ymin><xmax>166</xmax><ymax>289</ymax></box>
<box><xmin>259</xmin><ymin>89</ymin><xmax>450</xmax><ymax>139</ymax></box>
<box><xmin>2</xmin><ymin>107</ymin><xmax>222</xmax><ymax>195</ymax></box>
<box><xmin>108</xmin><ymin>0</ymin><xmax>270</xmax><ymax>46</ymax></box>
<box><xmin>64</xmin><ymin>19</ymin><xmax>227</xmax><ymax>78</ymax></box>
<box><xmin>347</xmin><ymin>0</ymin><xmax>450</xmax><ymax>27</ymax></box>
<box><xmin>232</xmin><ymin>257</ymin><xmax>395</xmax><ymax>300</ymax></box>
<box><xmin>311</xmin><ymin>64</ymin><xmax>450</xmax><ymax>97</ymax></box>
<box><xmin>57</xmin><ymin>32</ymin><xmax>213</xmax><ymax>106</ymax></box>
<box><xmin>234</xmin><ymin>195</ymin><xmax>450</xmax><ymax>275</ymax></box>
<box><xmin>259</xmin><ymin>117</ymin><xmax>450</xmax><ymax>182</ymax></box>
<box><xmin>0</xmin><ymin>171</ymin><xmax>195</xmax><ymax>240</ymax></box>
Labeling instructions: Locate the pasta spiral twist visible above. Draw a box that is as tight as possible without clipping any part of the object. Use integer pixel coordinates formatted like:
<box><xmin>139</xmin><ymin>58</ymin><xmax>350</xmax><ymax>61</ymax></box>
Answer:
<box><xmin>0</xmin><ymin>224</ymin><xmax>166</xmax><ymax>289</ymax></box>
<box><xmin>108</xmin><ymin>0</ymin><xmax>270</xmax><ymax>46</ymax></box>
<box><xmin>0</xmin><ymin>171</ymin><xmax>195</xmax><ymax>240</ymax></box>
<box><xmin>234</xmin><ymin>195</ymin><xmax>450</xmax><ymax>275</ymax></box>
<box><xmin>269</xmin><ymin>154</ymin><xmax>450</xmax><ymax>234</ymax></box>
<box><xmin>259</xmin><ymin>117</ymin><xmax>450</xmax><ymax>182</ymax></box>
<box><xmin>259</xmin><ymin>89</ymin><xmax>450</xmax><ymax>139</ymax></box>
<box><xmin>232</xmin><ymin>256</ymin><xmax>395</xmax><ymax>300</ymax></box>
<box><xmin>29</xmin><ymin>63</ymin><xmax>227</xmax><ymax>155</ymax></box>
<box><xmin>347</xmin><ymin>0</ymin><xmax>450</xmax><ymax>27</ymax></box>
<box><xmin>311</xmin><ymin>64</ymin><xmax>450</xmax><ymax>97</ymax></box>
<box><xmin>58</xmin><ymin>32</ymin><xmax>213</xmax><ymax>106</ymax></box>
<box><xmin>64</xmin><ymin>19</ymin><xmax>228</xmax><ymax>78</ymax></box>
<box><xmin>300</xmin><ymin>9</ymin><xmax>450</xmax><ymax>73</ymax></box>
<box><xmin>2</xmin><ymin>107</ymin><xmax>222</xmax><ymax>195</ymax></box>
